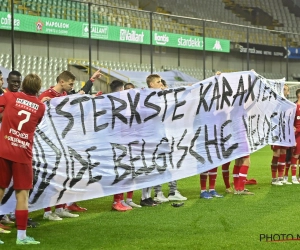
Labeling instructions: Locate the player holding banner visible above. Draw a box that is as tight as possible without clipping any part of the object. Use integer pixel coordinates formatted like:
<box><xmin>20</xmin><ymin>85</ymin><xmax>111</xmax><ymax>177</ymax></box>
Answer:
<box><xmin>0</xmin><ymin>74</ymin><xmax>45</xmax><ymax>245</ymax></box>
<box><xmin>270</xmin><ymin>84</ymin><xmax>297</xmax><ymax>185</ymax></box>
<box><xmin>219</xmin><ymin>71</ymin><xmax>254</xmax><ymax>195</ymax></box>
<box><xmin>289</xmin><ymin>89</ymin><xmax>300</xmax><ymax>182</ymax></box>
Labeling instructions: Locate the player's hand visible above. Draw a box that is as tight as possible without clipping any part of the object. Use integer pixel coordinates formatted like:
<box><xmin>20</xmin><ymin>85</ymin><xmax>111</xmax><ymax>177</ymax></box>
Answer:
<box><xmin>91</xmin><ymin>69</ymin><xmax>102</xmax><ymax>81</ymax></box>
<box><xmin>41</xmin><ymin>97</ymin><xmax>51</xmax><ymax>102</ymax></box>
<box><xmin>215</xmin><ymin>71</ymin><xmax>221</xmax><ymax>75</ymax></box>
<box><xmin>78</xmin><ymin>90</ymin><xmax>85</xmax><ymax>95</ymax></box>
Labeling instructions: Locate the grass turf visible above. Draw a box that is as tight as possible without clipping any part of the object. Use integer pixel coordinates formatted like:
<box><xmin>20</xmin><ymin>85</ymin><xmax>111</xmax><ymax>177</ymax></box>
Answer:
<box><xmin>3</xmin><ymin>147</ymin><xmax>300</xmax><ymax>250</ymax></box>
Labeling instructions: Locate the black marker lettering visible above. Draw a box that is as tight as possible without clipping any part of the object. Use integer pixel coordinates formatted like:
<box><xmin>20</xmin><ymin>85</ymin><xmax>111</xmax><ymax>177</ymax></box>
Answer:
<box><xmin>92</xmin><ymin>96</ymin><xmax>108</xmax><ymax>132</ymax></box>
<box><xmin>111</xmin><ymin>143</ymin><xmax>131</xmax><ymax>184</ymax></box>
<box><xmin>209</xmin><ymin>80</ymin><xmax>221</xmax><ymax>111</ymax></box>
<box><xmin>172</xmin><ymin>87</ymin><xmax>186</xmax><ymax>121</ymax></box>
<box><xmin>128</xmin><ymin>140</ymin><xmax>141</xmax><ymax>178</ymax></box>
<box><xmin>158</xmin><ymin>89</ymin><xmax>173</xmax><ymax>122</ymax></box>
<box><xmin>127</xmin><ymin>92</ymin><xmax>142</xmax><ymax>127</ymax></box>
<box><xmin>220</xmin><ymin>120</ymin><xmax>238</xmax><ymax>158</ymax></box>
<box><xmin>151</xmin><ymin>138</ymin><xmax>168</xmax><ymax>173</ymax></box>
<box><xmin>56</xmin><ymin>97</ymin><xmax>74</xmax><ymax>138</ymax></box>
<box><xmin>245</xmin><ymin>75</ymin><xmax>258</xmax><ymax>103</ymax></box>
<box><xmin>205</xmin><ymin>124</ymin><xmax>221</xmax><ymax>164</ymax></box>
<box><xmin>196</xmin><ymin>83</ymin><xmax>212</xmax><ymax>114</ymax></box>
<box><xmin>177</xmin><ymin>129</ymin><xmax>188</xmax><ymax>169</ymax></box>
<box><xmin>220</xmin><ymin>77</ymin><xmax>233</xmax><ymax>109</ymax></box>
<box><xmin>70</xmin><ymin>96</ymin><xmax>91</xmax><ymax>135</ymax></box>
<box><xmin>108</xmin><ymin>95</ymin><xmax>128</xmax><ymax>129</ymax></box>
<box><xmin>232</xmin><ymin>76</ymin><xmax>246</xmax><ymax>106</ymax></box>
<box><xmin>135</xmin><ymin>139</ymin><xmax>155</xmax><ymax>175</ymax></box>
<box><xmin>144</xmin><ymin>91</ymin><xmax>161</xmax><ymax>122</ymax></box>
<box><xmin>189</xmin><ymin>127</ymin><xmax>205</xmax><ymax>164</ymax></box>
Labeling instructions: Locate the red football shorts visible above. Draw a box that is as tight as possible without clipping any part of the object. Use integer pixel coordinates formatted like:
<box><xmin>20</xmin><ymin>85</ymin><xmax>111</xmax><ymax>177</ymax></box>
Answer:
<box><xmin>271</xmin><ymin>145</ymin><xmax>288</xmax><ymax>151</ymax></box>
<box><xmin>0</xmin><ymin>157</ymin><xmax>33</xmax><ymax>190</ymax></box>
<box><xmin>294</xmin><ymin>134</ymin><xmax>300</xmax><ymax>155</ymax></box>
<box><xmin>239</xmin><ymin>155</ymin><xmax>249</xmax><ymax>159</ymax></box>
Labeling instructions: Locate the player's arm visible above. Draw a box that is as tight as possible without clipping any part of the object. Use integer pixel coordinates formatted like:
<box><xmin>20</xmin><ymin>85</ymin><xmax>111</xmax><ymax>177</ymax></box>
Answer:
<box><xmin>38</xmin><ymin>92</ymin><xmax>46</xmax><ymax>101</ymax></box>
<box><xmin>38</xmin><ymin>91</ymin><xmax>52</xmax><ymax>102</ymax></box>
<box><xmin>81</xmin><ymin>69</ymin><xmax>102</xmax><ymax>94</ymax></box>
<box><xmin>37</xmin><ymin>105</ymin><xmax>46</xmax><ymax>125</ymax></box>
<box><xmin>0</xmin><ymin>94</ymin><xmax>7</xmax><ymax>108</ymax></box>
<box><xmin>40</xmin><ymin>96</ymin><xmax>51</xmax><ymax>102</ymax></box>
<box><xmin>0</xmin><ymin>95</ymin><xmax>7</xmax><ymax>122</ymax></box>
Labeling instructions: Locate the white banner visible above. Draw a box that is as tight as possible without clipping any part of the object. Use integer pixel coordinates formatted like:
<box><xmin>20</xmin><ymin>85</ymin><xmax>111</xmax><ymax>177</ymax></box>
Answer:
<box><xmin>0</xmin><ymin>71</ymin><xmax>296</xmax><ymax>214</ymax></box>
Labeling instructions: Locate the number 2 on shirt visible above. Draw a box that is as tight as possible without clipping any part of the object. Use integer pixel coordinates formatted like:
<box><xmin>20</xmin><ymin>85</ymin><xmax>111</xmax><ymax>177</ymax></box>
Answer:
<box><xmin>17</xmin><ymin>110</ymin><xmax>31</xmax><ymax>130</ymax></box>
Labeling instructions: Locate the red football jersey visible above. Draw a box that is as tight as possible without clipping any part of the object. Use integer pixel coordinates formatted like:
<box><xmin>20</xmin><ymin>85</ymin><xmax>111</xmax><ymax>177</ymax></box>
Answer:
<box><xmin>39</xmin><ymin>86</ymin><xmax>67</xmax><ymax>100</ymax></box>
<box><xmin>0</xmin><ymin>92</ymin><xmax>45</xmax><ymax>164</ymax></box>
<box><xmin>294</xmin><ymin>103</ymin><xmax>300</xmax><ymax>134</ymax></box>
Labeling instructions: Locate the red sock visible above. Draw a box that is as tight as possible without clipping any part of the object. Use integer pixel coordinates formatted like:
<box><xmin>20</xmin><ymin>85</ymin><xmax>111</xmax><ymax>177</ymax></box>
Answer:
<box><xmin>127</xmin><ymin>191</ymin><xmax>133</xmax><ymax>199</ymax></box>
<box><xmin>277</xmin><ymin>154</ymin><xmax>286</xmax><ymax>178</ymax></box>
<box><xmin>271</xmin><ymin>156</ymin><xmax>279</xmax><ymax>178</ymax></box>
<box><xmin>15</xmin><ymin>210</ymin><xmax>28</xmax><ymax>230</ymax></box>
<box><xmin>200</xmin><ymin>172</ymin><xmax>208</xmax><ymax>191</ymax></box>
<box><xmin>114</xmin><ymin>193</ymin><xmax>122</xmax><ymax>202</ymax></box>
<box><xmin>44</xmin><ymin>207</ymin><xmax>51</xmax><ymax>212</ymax></box>
<box><xmin>208</xmin><ymin>168</ymin><xmax>218</xmax><ymax>190</ymax></box>
<box><xmin>238</xmin><ymin>165</ymin><xmax>249</xmax><ymax>191</ymax></box>
<box><xmin>285</xmin><ymin>161</ymin><xmax>291</xmax><ymax>176</ymax></box>
<box><xmin>55</xmin><ymin>204</ymin><xmax>65</xmax><ymax>209</ymax></box>
<box><xmin>291</xmin><ymin>157</ymin><xmax>298</xmax><ymax>177</ymax></box>
<box><xmin>233</xmin><ymin>165</ymin><xmax>240</xmax><ymax>190</ymax></box>
<box><xmin>222</xmin><ymin>162</ymin><xmax>231</xmax><ymax>189</ymax></box>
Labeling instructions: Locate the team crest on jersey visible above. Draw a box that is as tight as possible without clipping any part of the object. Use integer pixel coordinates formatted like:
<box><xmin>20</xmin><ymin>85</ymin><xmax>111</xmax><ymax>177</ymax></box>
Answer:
<box><xmin>36</xmin><ymin>20</ymin><xmax>44</xmax><ymax>31</ymax></box>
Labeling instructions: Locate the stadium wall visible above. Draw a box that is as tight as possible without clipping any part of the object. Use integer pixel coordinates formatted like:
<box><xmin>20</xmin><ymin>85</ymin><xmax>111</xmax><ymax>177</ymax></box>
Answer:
<box><xmin>0</xmin><ymin>29</ymin><xmax>298</xmax><ymax>80</ymax></box>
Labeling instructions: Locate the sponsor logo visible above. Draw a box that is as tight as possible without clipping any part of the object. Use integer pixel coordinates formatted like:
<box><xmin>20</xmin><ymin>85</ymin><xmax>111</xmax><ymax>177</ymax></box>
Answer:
<box><xmin>154</xmin><ymin>33</ymin><xmax>169</xmax><ymax>45</ymax></box>
<box><xmin>45</xmin><ymin>21</ymin><xmax>69</xmax><ymax>29</ymax></box>
<box><xmin>297</xmin><ymin>116</ymin><xmax>300</xmax><ymax>120</ymax></box>
<box><xmin>240</xmin><ymin>46</ymin><xmax>256</xmax><ymax>54</ymax></box>
<box><xmin>274</xmin><ymin>52</ymin><xmax>283</xmax><ymax>56</ymax></box>
<box><xmin>82</xmin><ymin>24</ymin><xmax>109</xmax><ymax>39</ymax></box>
<box><xmin>1</xmin><ymin>13</ymin><xmax>20</xmax><ymax>27</ymax></box>
<box><xmin>9</xmin><ymin>128</ymin><xmax>28</xmax><ymax>139</ymax></box>
<box><xmin>178</xmin><ymin>37</ymin><xmax>203</xmax><ymax>48</ymax></box>
<box><xmin>5</xmin><ymin>135</ymin><xmax>30</xmax><ymax>148</ymax></box>
<box><xmin>36</xmin><ymin>19</ymin><xmax>44</xmax><ymax>31</ymax></box>
<box><xmin>239</xmin><ymin>44</ymin><xmax>283</xmax><ymax>57</ymax></box>
<box><xmin>213</xmin><ymin>40</ymin><xmax>222</xmax><ymax>51</ymax></box>
<box><xmin>120</xmin><ymin>29</ymin><xmax>144</xmax><ymax>42</ymax></box>
<box><xmin>16</xmin><ymin>98</ymin><xmax>39</xmax><ymax>110</ymax></box>
<box><xmin>263</xmin><ymin>51</ymin><xmax>272</xmax><ymax>55</ymax></box>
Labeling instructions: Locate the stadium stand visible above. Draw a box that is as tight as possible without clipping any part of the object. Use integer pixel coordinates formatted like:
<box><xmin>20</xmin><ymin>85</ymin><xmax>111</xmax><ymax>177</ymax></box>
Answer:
<box><xmin>0</xmin><ymin>0</ymin><xmax>296</xmax><ymax>83</ymax></box>
<box><xmin>0</xmin><ymin>53</ymin><xmax>287</xmax><ymax>84</ymax></box>
<box><xmin>0</xmin><ymin>53</ymin><xmax>70</xmax><ymax>89</ymax></box>
<box><xmin>0</xmin><ymin>0</ymin><xmax>285</xmax><ymax>46</ymax></box>
<box><xmin>222</xmin><ymin>0</ymin><xmax>300</xmax><ymax>46</ymax></box>
<box><xmin>156</xmin><ymin>0</ymin><xmax>286</xmax><ymax>46</ymax></box>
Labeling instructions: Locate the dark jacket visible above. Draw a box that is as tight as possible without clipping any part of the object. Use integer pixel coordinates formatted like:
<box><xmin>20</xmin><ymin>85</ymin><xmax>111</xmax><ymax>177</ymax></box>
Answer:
<box><xmin>68</xmin><ymin>79</ymin><xmax>93</xmax><ymax>95</ymax></box>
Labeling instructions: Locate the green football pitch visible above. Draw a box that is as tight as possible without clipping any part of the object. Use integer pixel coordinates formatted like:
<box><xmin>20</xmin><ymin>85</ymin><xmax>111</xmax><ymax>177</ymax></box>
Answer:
<box><xmin>4</xmin><ymin>147</ymin><xmax>300</xmax><ymax>250</ymax></box>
